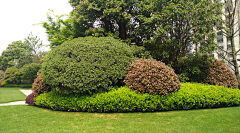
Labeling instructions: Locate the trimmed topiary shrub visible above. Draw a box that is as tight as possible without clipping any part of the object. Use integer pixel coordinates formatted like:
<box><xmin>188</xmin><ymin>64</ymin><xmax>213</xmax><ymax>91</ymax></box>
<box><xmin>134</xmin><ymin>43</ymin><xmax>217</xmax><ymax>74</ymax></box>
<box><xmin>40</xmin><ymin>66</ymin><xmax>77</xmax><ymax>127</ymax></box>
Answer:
<box><xmin>34</xmin><ymin>83</ymin><xmax>240</xmax><ymax>112</ymax></box>
<box><xmin>123</xmin><ymin>58</ymin><xmax>181</xmax><ymax>95</ymax></box>
<box><xmin>203</xmin><ymin>60</ymin><xmax>239</xmax><ymax>88</ymax></box>
<box><xmin>41</xmin><ymin>37</ymin><xmax>135</xmax><ymax>95</ymax></box>
<box><xmin>25</xmin><ymin>92</ymin><xmax>36</xmax><ymax>106</ymax></box>
<box><xmin>32</xmin><ymin>74</ymin><xmax>51</xmax><ymax>96</ymax></box>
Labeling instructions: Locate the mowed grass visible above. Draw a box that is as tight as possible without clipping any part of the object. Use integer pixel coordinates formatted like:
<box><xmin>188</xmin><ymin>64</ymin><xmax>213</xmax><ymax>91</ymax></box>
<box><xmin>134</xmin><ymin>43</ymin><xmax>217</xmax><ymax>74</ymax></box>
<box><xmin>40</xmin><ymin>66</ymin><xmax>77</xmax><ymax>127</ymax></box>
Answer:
<box><xmin>0</xmin><ymin>105</ymin><xmax>239</xmax><ymax>133</ymax></box>
<box><xmin>0</xmin><ymin>87</ymin><xmax>28</xmax><ymax>103</ymax></box>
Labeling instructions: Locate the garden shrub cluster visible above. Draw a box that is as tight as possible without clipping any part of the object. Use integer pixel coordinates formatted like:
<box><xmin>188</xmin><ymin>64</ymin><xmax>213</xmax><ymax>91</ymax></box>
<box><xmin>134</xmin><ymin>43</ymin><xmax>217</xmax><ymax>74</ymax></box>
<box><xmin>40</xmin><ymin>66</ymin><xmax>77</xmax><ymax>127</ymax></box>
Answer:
<box><xmin>203</xmin><ymin>60</ymin><xmax>239</xmax><ymax>88</ymax></box>
<box><xmin>25</xmin><ymin>92</ymin><xmax>36</xmax><ymax>106</ymax></box>
<box><xmin>32</xmin><ymin>74</ymin><xmax>51</xmax><ymax>96</ymax></box>
<box><xmin>177</xmin><ymin>54</ymin><xmax>238</xmax><ymax>88</ymax></box>
<box><xmin>34</xmin><ymin>83</ymin><xmax>240</xmax><ymax>112</ymax></box>
<box><xmin>41</xmin><ymin>37</ymin><xmax>135</xmax><ymax>95</ymax></box>
<box><xmin>177</xmin><ymin>54</ymin><xmax>212</xmax><ymax>82</ymax></box>
<box><xmin>0</xmin><ymin>79</ymin><xmax>5</xmax><ymax>87</ymax></box>
<box><xmin>124</xmin><ymin>58</ymin><xmax>181</xmax><ymax>95</ymax></box>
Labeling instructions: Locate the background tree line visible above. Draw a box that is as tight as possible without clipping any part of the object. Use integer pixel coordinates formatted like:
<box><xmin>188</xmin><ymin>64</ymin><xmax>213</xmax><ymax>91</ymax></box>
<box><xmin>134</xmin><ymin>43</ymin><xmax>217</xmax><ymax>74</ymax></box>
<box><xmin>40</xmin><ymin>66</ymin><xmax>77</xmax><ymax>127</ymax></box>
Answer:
<box><xmin>0</xmin><ymin>32</ymin><xmax>46</xmax><ymax>85</ymax></box>
<box><xmin>2</xmin><ymin>0</ymin><xmax>240</xmax><ymax>87</ymax></box>
<box><xmin>38</xmin><ymin>0</ymin><xmax>224</xmax><ymax>79</ymax></box>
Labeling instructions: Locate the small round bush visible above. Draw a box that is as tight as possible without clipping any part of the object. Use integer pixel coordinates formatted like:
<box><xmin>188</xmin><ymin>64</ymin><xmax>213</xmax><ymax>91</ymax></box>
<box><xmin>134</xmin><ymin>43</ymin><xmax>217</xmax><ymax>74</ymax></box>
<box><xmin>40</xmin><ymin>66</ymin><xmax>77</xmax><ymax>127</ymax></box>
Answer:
<box><xmin>203</xmin><ymin>60</ymin><xmax>239</xmax><ymax>88</ymax></box>
<box><xmin>42</xmin><ymin>37</ymin><xmax>135</xmax><ymax>95</ymax></box>
<box><xmin>25</xmin><ymin>92</ymin><xmax>36</xmax><ymax>106</ymax></box>
<box><xmin>123</xmin><ymin>58</ymin><xmax>181</xmax><ymax>95</ymax></box>
<box><xmin>32</xmin><ymin>74</ymin><xmax>51</xmax><ymax>96</ymax></box>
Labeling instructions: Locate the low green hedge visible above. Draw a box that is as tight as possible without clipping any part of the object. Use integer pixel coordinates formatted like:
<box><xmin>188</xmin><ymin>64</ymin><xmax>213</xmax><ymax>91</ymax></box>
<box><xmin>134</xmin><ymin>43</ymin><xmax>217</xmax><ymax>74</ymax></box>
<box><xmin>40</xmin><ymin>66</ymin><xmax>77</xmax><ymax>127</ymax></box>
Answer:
<box><xmin>5</xmin><ymin>84</ymin><xmax>32</xmax><ymax>88</ymax></box>
<box><xmin>34</xmin><ymin>83</ymin><xmax>240</xmax><ymax>112</ymax></box>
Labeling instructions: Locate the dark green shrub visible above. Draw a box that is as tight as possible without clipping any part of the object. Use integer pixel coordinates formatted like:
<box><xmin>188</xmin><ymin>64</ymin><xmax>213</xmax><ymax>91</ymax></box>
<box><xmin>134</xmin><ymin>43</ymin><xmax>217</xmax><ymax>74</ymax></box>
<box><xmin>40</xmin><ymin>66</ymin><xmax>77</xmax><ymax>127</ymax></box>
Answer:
<box><xmin>4</xmin><ymin>66</ymin><xmax>18</xmax><ymax>84</ymax></box>
<box><xmin>25</xmin><ymin>92</ymin><xmax>36</xmax><ymax>106</ymax></box>
<box><xmin>4</xmin><ymin>84</ymin><xmax>32</xmax><ymax>88</ymax></box>
<box><xmin>177</xmin><ymin>54</ymin><xmax>213</xmax><ymax>82</ymax></box>
<box><xmin>130</xmin><ymin>45</ymin><xmax>152</xmax><ymax>59</ymax></box>
<box><xmin>31</xmin><ymin>74</ymin><xmax>51</xmax><ymax>96</ymax></box>
<box><xmin>203</xmin><ymin>60</ymin><xmax>238</xmax><ymax>88</ymax></box>
<box><xmin>19</xmin><ymin>63</ymin><xmax>41</xmax><ymax>83</ymax></box>
<box><xmin>34</xmin><ymin>83</ymin><xmax>240</xmax><ymax>112</ymax></box>
<box><xmin>41</xmin><ymin>37</ymin><xmax>135</xmax><ymax>95</ymax></box>
<box><xmin>123</xmin><ymin>58</ymin><xmax>181</xmax><ymax>95</ymax></box>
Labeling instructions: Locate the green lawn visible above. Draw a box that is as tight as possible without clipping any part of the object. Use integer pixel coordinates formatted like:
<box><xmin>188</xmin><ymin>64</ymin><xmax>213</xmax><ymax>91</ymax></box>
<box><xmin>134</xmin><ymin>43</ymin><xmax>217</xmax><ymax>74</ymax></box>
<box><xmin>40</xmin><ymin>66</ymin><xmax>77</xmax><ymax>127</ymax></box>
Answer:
<box><xmin>1</xmin><ymin>87</ymin><xmax>239</xmax><ymax>132</ymax></box>
<box><xmin>0</xmin><ymin>105</ymin><xmax>239</xmax><ymax>133</ymax></box>
<box><xmin>0</xmin><ymin>87</ymin><xmax>28</xmax><ymax>103</ymax></box>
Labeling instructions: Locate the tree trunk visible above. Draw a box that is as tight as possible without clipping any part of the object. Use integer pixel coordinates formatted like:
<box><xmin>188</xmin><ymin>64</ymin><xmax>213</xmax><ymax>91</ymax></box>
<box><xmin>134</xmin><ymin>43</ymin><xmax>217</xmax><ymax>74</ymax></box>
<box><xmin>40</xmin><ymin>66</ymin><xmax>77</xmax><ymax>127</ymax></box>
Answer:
<box><xmin>119</xmin><ymin>21</ymin><xmax>127</xmax><ymax>40</ymax></box>
<box><xmin>230</xmin><ymin>35</ymin><xmax>240</xmax><ymax>88</ymax></box>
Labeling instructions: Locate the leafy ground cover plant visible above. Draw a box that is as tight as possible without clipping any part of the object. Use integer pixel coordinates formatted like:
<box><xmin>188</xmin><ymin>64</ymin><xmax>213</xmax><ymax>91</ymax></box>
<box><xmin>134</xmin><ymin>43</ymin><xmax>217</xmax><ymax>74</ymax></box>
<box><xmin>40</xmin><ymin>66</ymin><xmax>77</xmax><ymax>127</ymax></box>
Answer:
<box><xmin>34</xmin><ymin>83</ymin><xmax>240</xmax><ymax>112</ymax></box>
<box><xmin>124</xmin><ymin>58</ymin><xmax>181</xmax><ymax>95</ymax></box>
<box><xmin>41</xmin><ymin>37</ymin><xmax>135</xmax><ymax>95</ymax></box>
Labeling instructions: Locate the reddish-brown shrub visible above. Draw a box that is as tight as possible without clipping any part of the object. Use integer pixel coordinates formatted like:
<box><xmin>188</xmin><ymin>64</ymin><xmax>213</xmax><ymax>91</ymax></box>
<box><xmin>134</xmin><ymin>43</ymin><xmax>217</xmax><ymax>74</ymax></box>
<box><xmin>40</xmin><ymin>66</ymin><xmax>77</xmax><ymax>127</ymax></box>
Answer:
<box><xmin>203</xmin><ymin>60</ymin><xmax>239</xmax><ymax>88</ymax></box>
<box><xmin>32</xmin><ymin>74</ymin><xmax>51</xmax><ymax>96</ymax></box>
<box><xmin>123</xmin><ymin>58</ymin><xmax>181</xmax><ymax>95</ymax></box>
<box><xmin>25</xmin><ymin>92</ymin><xmax>36</xmax><ymax>106</ymax></box>
<box><xmin>0</xmin><ymin>79</ymin><xmax>5</xmax><ymax>87</ymax></box>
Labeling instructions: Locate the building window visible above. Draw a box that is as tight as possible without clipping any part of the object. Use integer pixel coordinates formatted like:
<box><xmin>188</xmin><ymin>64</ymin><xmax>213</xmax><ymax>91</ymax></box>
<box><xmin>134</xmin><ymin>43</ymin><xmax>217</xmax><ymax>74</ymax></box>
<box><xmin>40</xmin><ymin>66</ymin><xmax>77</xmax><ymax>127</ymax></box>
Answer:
<box><xmin>217</xmin><ymin>32</ymin><xmax>223</xmax><ymax>43</ymax></box>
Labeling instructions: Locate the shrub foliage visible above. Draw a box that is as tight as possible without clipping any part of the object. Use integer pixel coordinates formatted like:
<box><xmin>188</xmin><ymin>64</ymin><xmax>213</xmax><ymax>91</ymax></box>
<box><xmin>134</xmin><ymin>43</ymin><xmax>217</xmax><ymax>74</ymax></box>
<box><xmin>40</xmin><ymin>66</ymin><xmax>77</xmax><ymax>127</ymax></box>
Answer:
<box><xmin>203</xmin><ymin>60</ymin><xmax>239</xmax><ymax>88</ymax></box>
<box><xmin>34</xmin><ymin>83</ymin><xmax>240</xmax><ymax>112</ymax></box>
<box><xmin>32</xmin><ymin>74</ymin><xmax>51</xmax><ymax>96</ymax></box>
<box><xmin>25</xmin><ymin>92</ymin><xmax>36</xmax><ymax>106</ymax></box>
<box><xmin>123</xmin><ymin>58</ymin><xmax>181</xmax><ymax>95</ymax></box>
<box><xmin>41</xmin><ymin>37</ymin><xmax>135</xmax><ymax>95</ymax></box>
<box><xmin>177</xmin><ymin>54</ymin><xmax>213</xmax><ymax>82</ymax></box>
<box><xmin>0</xmin><ymin>79</ymin><xmax>5</xmax><ymax>87</ymax></box>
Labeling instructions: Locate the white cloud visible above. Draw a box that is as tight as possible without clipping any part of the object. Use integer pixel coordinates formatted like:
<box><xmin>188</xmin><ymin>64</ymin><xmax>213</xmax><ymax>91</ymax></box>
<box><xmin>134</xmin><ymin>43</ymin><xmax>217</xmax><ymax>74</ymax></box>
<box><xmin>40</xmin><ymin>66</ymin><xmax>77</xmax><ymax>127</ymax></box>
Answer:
<box><xmin>0</xmin><ymin>0</ymin><xmax>73</xmax><ymax>55</ymax></box>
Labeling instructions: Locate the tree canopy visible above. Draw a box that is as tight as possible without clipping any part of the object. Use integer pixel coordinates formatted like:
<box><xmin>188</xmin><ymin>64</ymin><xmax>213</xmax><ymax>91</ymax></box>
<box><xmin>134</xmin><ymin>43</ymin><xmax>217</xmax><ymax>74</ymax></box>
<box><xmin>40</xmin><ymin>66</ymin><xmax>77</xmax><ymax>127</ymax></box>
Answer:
<box><xmin>0</xmin><ymin>41</ymin><xmax>33</xmax><ymax>70</ymax></box>
<box><xmin>69</xmin><ymin>0</ymin><xmax>222</xmax><ymax>68</ymax></box>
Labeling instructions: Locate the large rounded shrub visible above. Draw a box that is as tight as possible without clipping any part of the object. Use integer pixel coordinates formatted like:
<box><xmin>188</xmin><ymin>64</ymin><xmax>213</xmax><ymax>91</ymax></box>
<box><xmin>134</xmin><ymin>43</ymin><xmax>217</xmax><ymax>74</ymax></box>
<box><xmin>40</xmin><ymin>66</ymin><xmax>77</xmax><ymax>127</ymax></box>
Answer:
<box><xmin>203</xmin><ymin>60</ymin><xmax>239</xmax><ymax>88</ymax></box>
<box><xmin>31</xmin><ymin>74</ymin><xmax>51</xmax><ymax>96</ymax></box>
<box><xmin>42</xmin><ymin>37</ymin><xmax>135</xmax><ymax>95</ymax></box>
<box><xmin>123</xmin><ymin>58</ymin><xmax>181</xmax><ymax>95</ymax></box>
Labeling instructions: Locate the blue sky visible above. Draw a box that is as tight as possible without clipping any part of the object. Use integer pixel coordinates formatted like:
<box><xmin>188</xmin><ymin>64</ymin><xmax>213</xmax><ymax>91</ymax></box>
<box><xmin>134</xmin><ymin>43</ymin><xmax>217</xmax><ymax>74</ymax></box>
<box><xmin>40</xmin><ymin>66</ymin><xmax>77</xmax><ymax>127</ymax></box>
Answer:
<box><xmin>0</xmin><ymin>0</ymin><xmax>73</xmax><ymax>55</ymax></box>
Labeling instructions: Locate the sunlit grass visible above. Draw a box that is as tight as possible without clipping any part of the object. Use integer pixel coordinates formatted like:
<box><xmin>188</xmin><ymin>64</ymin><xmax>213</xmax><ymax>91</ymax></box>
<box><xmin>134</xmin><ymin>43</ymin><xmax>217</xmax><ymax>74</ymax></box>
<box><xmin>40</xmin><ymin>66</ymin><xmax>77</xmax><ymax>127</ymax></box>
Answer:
<box><xmin>0</xmin><ymin>105</ymin><xmax>239</xmax><ymax>133</ymax></box>
<box><xmin>0</xmin><ymin>87</ymin><xmax>28</xmax><ymax>103</ymax></box>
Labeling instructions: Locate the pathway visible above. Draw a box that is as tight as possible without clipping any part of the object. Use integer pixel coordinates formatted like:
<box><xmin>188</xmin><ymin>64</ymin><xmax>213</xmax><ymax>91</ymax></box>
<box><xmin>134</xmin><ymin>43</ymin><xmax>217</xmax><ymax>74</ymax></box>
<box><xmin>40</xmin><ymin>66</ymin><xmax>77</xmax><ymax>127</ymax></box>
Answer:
<box><xmin>0</xmin><ymin>89</ymin><xmax>32</xmax><ymax>106</ymax></box>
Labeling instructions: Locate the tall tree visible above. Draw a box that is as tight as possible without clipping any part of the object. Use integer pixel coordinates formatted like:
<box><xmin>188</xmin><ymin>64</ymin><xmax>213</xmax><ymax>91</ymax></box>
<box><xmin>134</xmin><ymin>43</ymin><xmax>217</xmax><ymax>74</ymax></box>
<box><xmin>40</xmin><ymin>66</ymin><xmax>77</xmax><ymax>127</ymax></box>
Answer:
<box><xmin>0</xmin><ymin>41</ymin><xmax>33</xmax><ymax>70</ymax></box>
<box><xmin>24</xmin><ymin>32</ymin><xmax>44</xmax><ymax>63</ymax></box>
<box><xmin>216</xmin><ymin>0</ymin><xmax>240</xmax><ymax>87</ymax></box>
<box><xmin>140</xmin><ymin>0</ymin><xmax>222</xmax><ymax>69</ymax></box>
<box><xmin>71</xmin><ymin>0</ymin><xmax>138</xmax><ymax>41</ymax></box>
<box><xmin>37</xmin><ymin>10</ymin><xmax>90</xmax><ymax>48</ymax></box>
<box><xmin>24</xmin><ymin>32</ymin><xmax>42</xmax><ymax>56</ymax></box>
